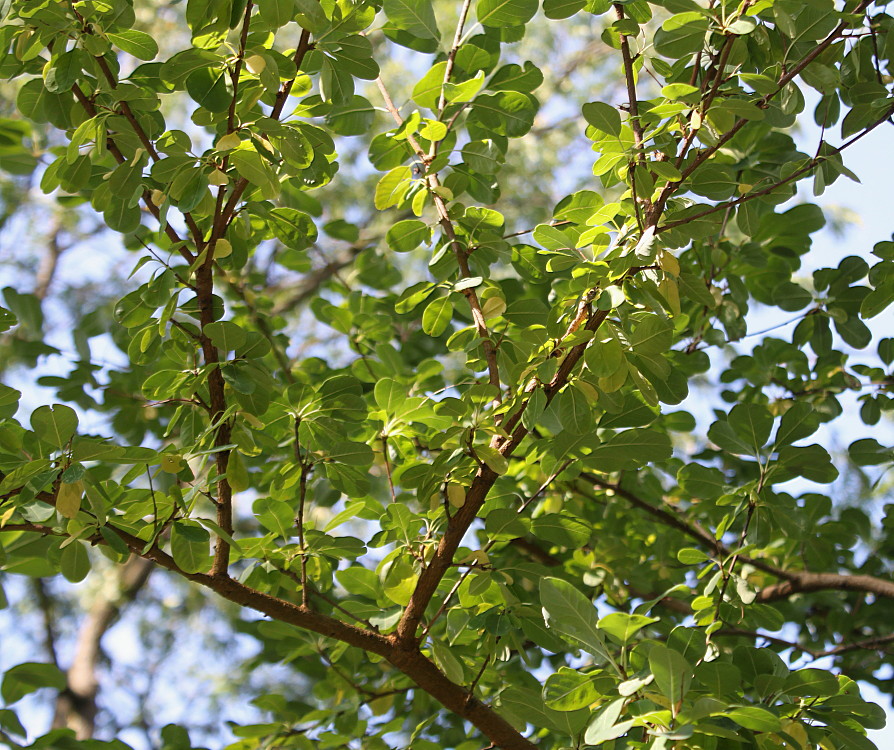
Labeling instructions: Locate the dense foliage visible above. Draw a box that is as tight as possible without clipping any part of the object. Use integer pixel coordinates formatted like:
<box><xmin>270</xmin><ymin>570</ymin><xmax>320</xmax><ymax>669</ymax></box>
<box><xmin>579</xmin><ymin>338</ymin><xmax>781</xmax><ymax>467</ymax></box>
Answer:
<box><xmin>1</xmin><ymin>0</ymin><xmax>894</xmax><ymax>747</ymax></box>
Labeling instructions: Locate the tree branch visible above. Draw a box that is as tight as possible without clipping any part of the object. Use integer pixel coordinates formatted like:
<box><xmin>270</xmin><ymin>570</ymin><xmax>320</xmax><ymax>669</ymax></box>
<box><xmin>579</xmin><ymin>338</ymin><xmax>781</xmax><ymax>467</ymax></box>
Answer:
<box><xmin>717</xmin><ymin>628</ymin><xmax>894</xmax><ymax>658</ymax></box>
<box><xmin>215</xmin><ymin>29</ymin><xmax>315</xmax><ymax>241</ymax></box>
<box><xmin>1</xmin><ymin>486</ymin><xmax>537</xmax><ymax>750</ymax></box>
<box><xmin>658</xmin><ymin>105</ymin><xmax>894</xmax><ymax>233</ymax></box>
<box><xmin>614</xmin><ymin>2</ymin><xmax>649</xmax><ymax>224</ymax></box>
<box><xmin>375</xmin><ymin>76</ymin><xmax>502</xmax><ymax>398</ymax></box>
<box><xmin>651</xmin><ymin>0</ymin><xmax>871</xmax><ymax>220</ymax></box>
<box><xmin>578</xmin><ymin>475</ymin><xmax>894</xmax><ymax>603</ymax></box>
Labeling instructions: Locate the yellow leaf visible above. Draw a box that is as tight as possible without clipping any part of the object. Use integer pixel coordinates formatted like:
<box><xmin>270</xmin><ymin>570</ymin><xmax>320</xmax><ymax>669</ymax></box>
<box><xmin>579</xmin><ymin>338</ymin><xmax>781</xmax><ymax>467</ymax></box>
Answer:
<box><xmin>690</xmin><ymin>110</ymin><xmax>702</xmax><ymax>130</ymax></box>
<box><xmin>208</xmin><ymin>169</ymin><xmax>229</xmax><ymax>186</ymax></box>
<box><xmin>245</xmin><ymin>54</ymin><xmax>266</xmax><ymax>74</ymax></box>
<box><xmin>658</xmin><ymin>250</ymin><xmax>680</xmax><ymax>276</ymax></box>
<box><xmin>446</xmin><ymin>483</ymin><xmax>466</xmax><ymax>508</ymax></box>
<box><xmin>216</xmin><ymin>132</ymin><xmax>241</xmax><ymax>151</ymax></box>
<box><xmin>213</xmin><ymin>238</ymin><xmax>232</xmax><ymax>258</ymax></box>
<box><xmin>659</xmin><ymin>277</ymin><xmax>681</xmax><ymax>316</ymax></box>
<box><xmin>227</xmin><ymin>451</ymin><xmax>250</xmax><ymax>493</ymax></box>
<box><xmin>481</xmin><ymin>295</ymin><xmax>506</xmax><ymax>320</ymax></box>
<box><xmin>160</xmin><ymin>454</ymin><xmax>184</xmax><ymax>473</ymax></box>
<box><xmin>57</xmin><ymin>481</ymin><xmax>84</xmax><ymax>519</ymax></box>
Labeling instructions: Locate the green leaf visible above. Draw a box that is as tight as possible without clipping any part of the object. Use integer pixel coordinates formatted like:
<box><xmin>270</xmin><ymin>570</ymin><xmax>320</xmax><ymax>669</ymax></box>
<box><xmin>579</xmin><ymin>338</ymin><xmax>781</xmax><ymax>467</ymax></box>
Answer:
<box><xmin>382</xmin><ymin>556</ymin><xmax>418</xmax><ymax>605</ymax></box>
<box><xmin>530</xmin><ymin>514</ymin><xmax>590</xmax><ymax>547</ymax></box>
<box><xmin>777</xmin><ymin>443</ymin><xmax>838</xmax><ymax>483</ymax></box>
<box><xmin>421</xmin><ymin>295</ymin><xmax>454</xmax><ymax>336</ymax></box>
<box><xmin>477</xmin><ymin>0</ymin><xmax>539</xmax><ymax>27</ymax></box>
<box><xmin>444</xmin><ymin>71</ymin><xmax>486</xmax><ymax>103</ymax></box>
<box><xmin>648</xmin><ymin>644</ymin><xmax>691</xmax><ymax>704</ymax></box>
<box><xmin>386</xmin><ymin>219</ymin><xmax>432</xmax><ymax>252</ymax></box>
<box><xmin>258</xmin><ymin>0</ymin><xmax>296</xmax><ymax>27</ymax></box>
<box><xmin>543</xmin><ymin>667</ymin><xmax>601</xmax><ymax>711</ymax></box>
<box><xmin>630</xmin><ymin>314</ymin><xmax>673</xmax><ymax>356</ymax></box>
<box><xmin>384</xmin><ymin>0</ymin><xmax>441</xmax><ymax>41</ymax></box>
<box><xmin>584</xmin><ymin>698</ymin><xmax>633</xmax><ymax>745</ymax></box>
<box><xmin>485</xmin><ymin>507</ymin><xmax>527</xmax><ymax>539</ymax></box>
<box><xmin>326</xmin><ymin>96</ymin><xmax>376</xmax><ymax>136</ymax></box>
<box><xmin>31</xmin><ymin>404</ymin><xmax>78</xmax><ymax>448</ymax></box>
<box><xmin>582</xmin><ymin>101</ymin><xmax>622</xmax><ymax>136</ymax></box>
<box><xmin>161</xmin><ymin>49</ymin><xmax>223</xmax><ymax>85</ymax></box>
<box><xmin>848</xmin><ymin>438</ymin><xmax>892</xmax><ymax>466</ymax></box>
<box><xmin>60</xmin><ymin>540</ymin><xmax>90</xmax><ymax>583</ymax></box>
<box><xmin>469</xmin><ymin>92</ymin><xmax>539</xmax><ymax>137</ymax></box>
<box><xmin>336</xmin><ymin>566</ymin><xmax>382</xmax><ymax>600</ymax></box>
<box><xmin>268</xmin><ymin>207</ymin><xmax>318</xmax><ymax>251</ymax></box>
<box><xmin>728</xmin><ymin>403</ymin><xmax>773</xmax><ymax>453</ymax></box>
<box><xmin>783</xmin><ymin>668</ymin><xmax>839</xmax><ymax>698</ymax></box>
<box><xmin>774</xmin><ymin>402</ymin><xmax>820</xmax><ymax>447</ymax></box>
<box><xmin>587</xmin><ymin>428</ymin><xmax>671</xmax><ymax>471</ymax></box>
<box><xmin>557</xmin><ymin>385</ymin><xmax>592</xmax><ymax>434</ymax></box>
<box><xmin>499</xmin><ymin>686</ymin><xmax>589</xmax><ymax>735</ymax></box>
<box><xmin>724</xmin><ymin>706</ymin><xmax>781</xmax><ymax>732</ymax></box>
<box><xmin>678</xmin><ymin>464</ymin><xmax>727</xmax><ymax>500</ymax></box>
<box><xmin>230</xmin><ymin>147</ymin><xmax>279</xmax><ymax>200</ymax></box>
<box><xmin>707</xmin><ymin>420</ymin><xmax>753</xmax><ymax>455</ymax></box>
<box><xmin>477</xmin><ymin>445</ymin><xmax>509</xmax><ymax>475</ymax></box>
<box><xmin>107</xmin><ymin>30</ymin><xmax>159</xmax><ymax>60</ymax></box>
<box><xmin>430</xmin><ymin>640</ymin><xmax>464</xmax><ymax>683</ymax></box>
<box><xmin>375</xmin><ymin>166</ymin><xmax>413</xmax><ymax>209</ymax></box>
<box><xmin>45</xmin><ymin>50</ymin><xmax>82</xmax><ymax>93</ymax></box>
<box><xmin>488</xmin><ymin>62</ymin><xmax>544</xmax><ymax>93</ymax></box>
<box><xmin>654</xmin><ymin>13</ymin><xmax>709</xmax><ymax>58</ymax></box>
<box><xmin>597</xmin><ymin>613</ymin><xmax>659</xmax><ymax>644</ymax></box>
<box><xmin>205</xmin><ymin>321</ymin><xmax>247</xmax><ymax>352</ymax></box>
<box><xmin>540</xmin><ymin>577</ymin><xmax>613</xmax><ymax>664</ymax></box>
<box><xmin>676</xmin><ymin>547</ymin><xmax>710</xmax><ymax>564</ymax></box>
<box><xmin>326</xmin><ymin>441</ymin><xmax>374</xmax><ymax>467</ymax></box>
<box><xmin>170</xmin><ymin>521</ymin><xmax>211</xmax><ymax>574</ymax></box>
<box><xmin>543</xmin><ymin>0</ymin><xmax>586</xmax><ymax>19</ymax></box>
<box><xmin>1</xmin><ymin>663</ymin><xmax>66</xmax><ymax>703</ymax></box>
<box><xmin>694</xmin><ymin>661</ymin><xmax>742</xmax><ymax>697</ymax></box>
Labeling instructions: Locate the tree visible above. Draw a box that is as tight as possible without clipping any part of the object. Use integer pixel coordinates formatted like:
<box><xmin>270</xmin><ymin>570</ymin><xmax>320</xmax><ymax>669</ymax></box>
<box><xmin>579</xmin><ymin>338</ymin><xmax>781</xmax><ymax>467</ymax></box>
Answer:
<box><xmin>0</xmin><ymin>0</ymin><xmax>893</xmax><ymax>746</ymax></box>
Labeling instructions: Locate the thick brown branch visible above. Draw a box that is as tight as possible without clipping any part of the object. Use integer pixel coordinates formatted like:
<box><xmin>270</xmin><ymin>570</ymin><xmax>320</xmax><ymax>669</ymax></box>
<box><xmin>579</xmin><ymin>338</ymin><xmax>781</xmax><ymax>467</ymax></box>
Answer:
<box><xmin>2</xmin><ymin>491</ymin><xmax>536</xmax><ymax>750</ymax></box>
<box><xmin>195</xmin><ymin>259</ymin><xmax>233</xmax><ymax>577</ymax></box>
<box><xmin>579</xmin><ymin>477</ymin><xmax>894</xmax><ymax>603</ymax></box>
<box><xmin>718</xmin><ymin>628</ymin><xmax>894</xmax><ymax>658</ymax></box>
<box><xmin>757</xmin><ymin>573</ymin><xmax>894</xmax><ymax>602</ymax></box>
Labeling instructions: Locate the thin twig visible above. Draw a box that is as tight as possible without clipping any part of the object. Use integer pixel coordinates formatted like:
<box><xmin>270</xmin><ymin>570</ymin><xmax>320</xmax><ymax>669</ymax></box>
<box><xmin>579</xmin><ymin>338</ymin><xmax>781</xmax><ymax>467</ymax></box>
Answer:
<box><xmin>375</xmin><ymin>76</ymin><xmax>502</xmax><ymax>398</ymax></box>
<box><xmin>295</xmin><ymin>418</ymin><xmax>310</xmax><ymax>607</ymax></box>
<box><xmin>382</xmin><ymin>434</ymin><xmax>397</xmax><ymax>502</ymax></box>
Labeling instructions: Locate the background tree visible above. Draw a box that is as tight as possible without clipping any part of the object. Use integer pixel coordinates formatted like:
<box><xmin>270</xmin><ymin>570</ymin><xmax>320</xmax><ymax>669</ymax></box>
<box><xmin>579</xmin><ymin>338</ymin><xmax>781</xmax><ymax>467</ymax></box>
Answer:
<box><xmin>1</xmin><ymin>0</ymin><xmax>894</xmax><ymax>748</ymax></box>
